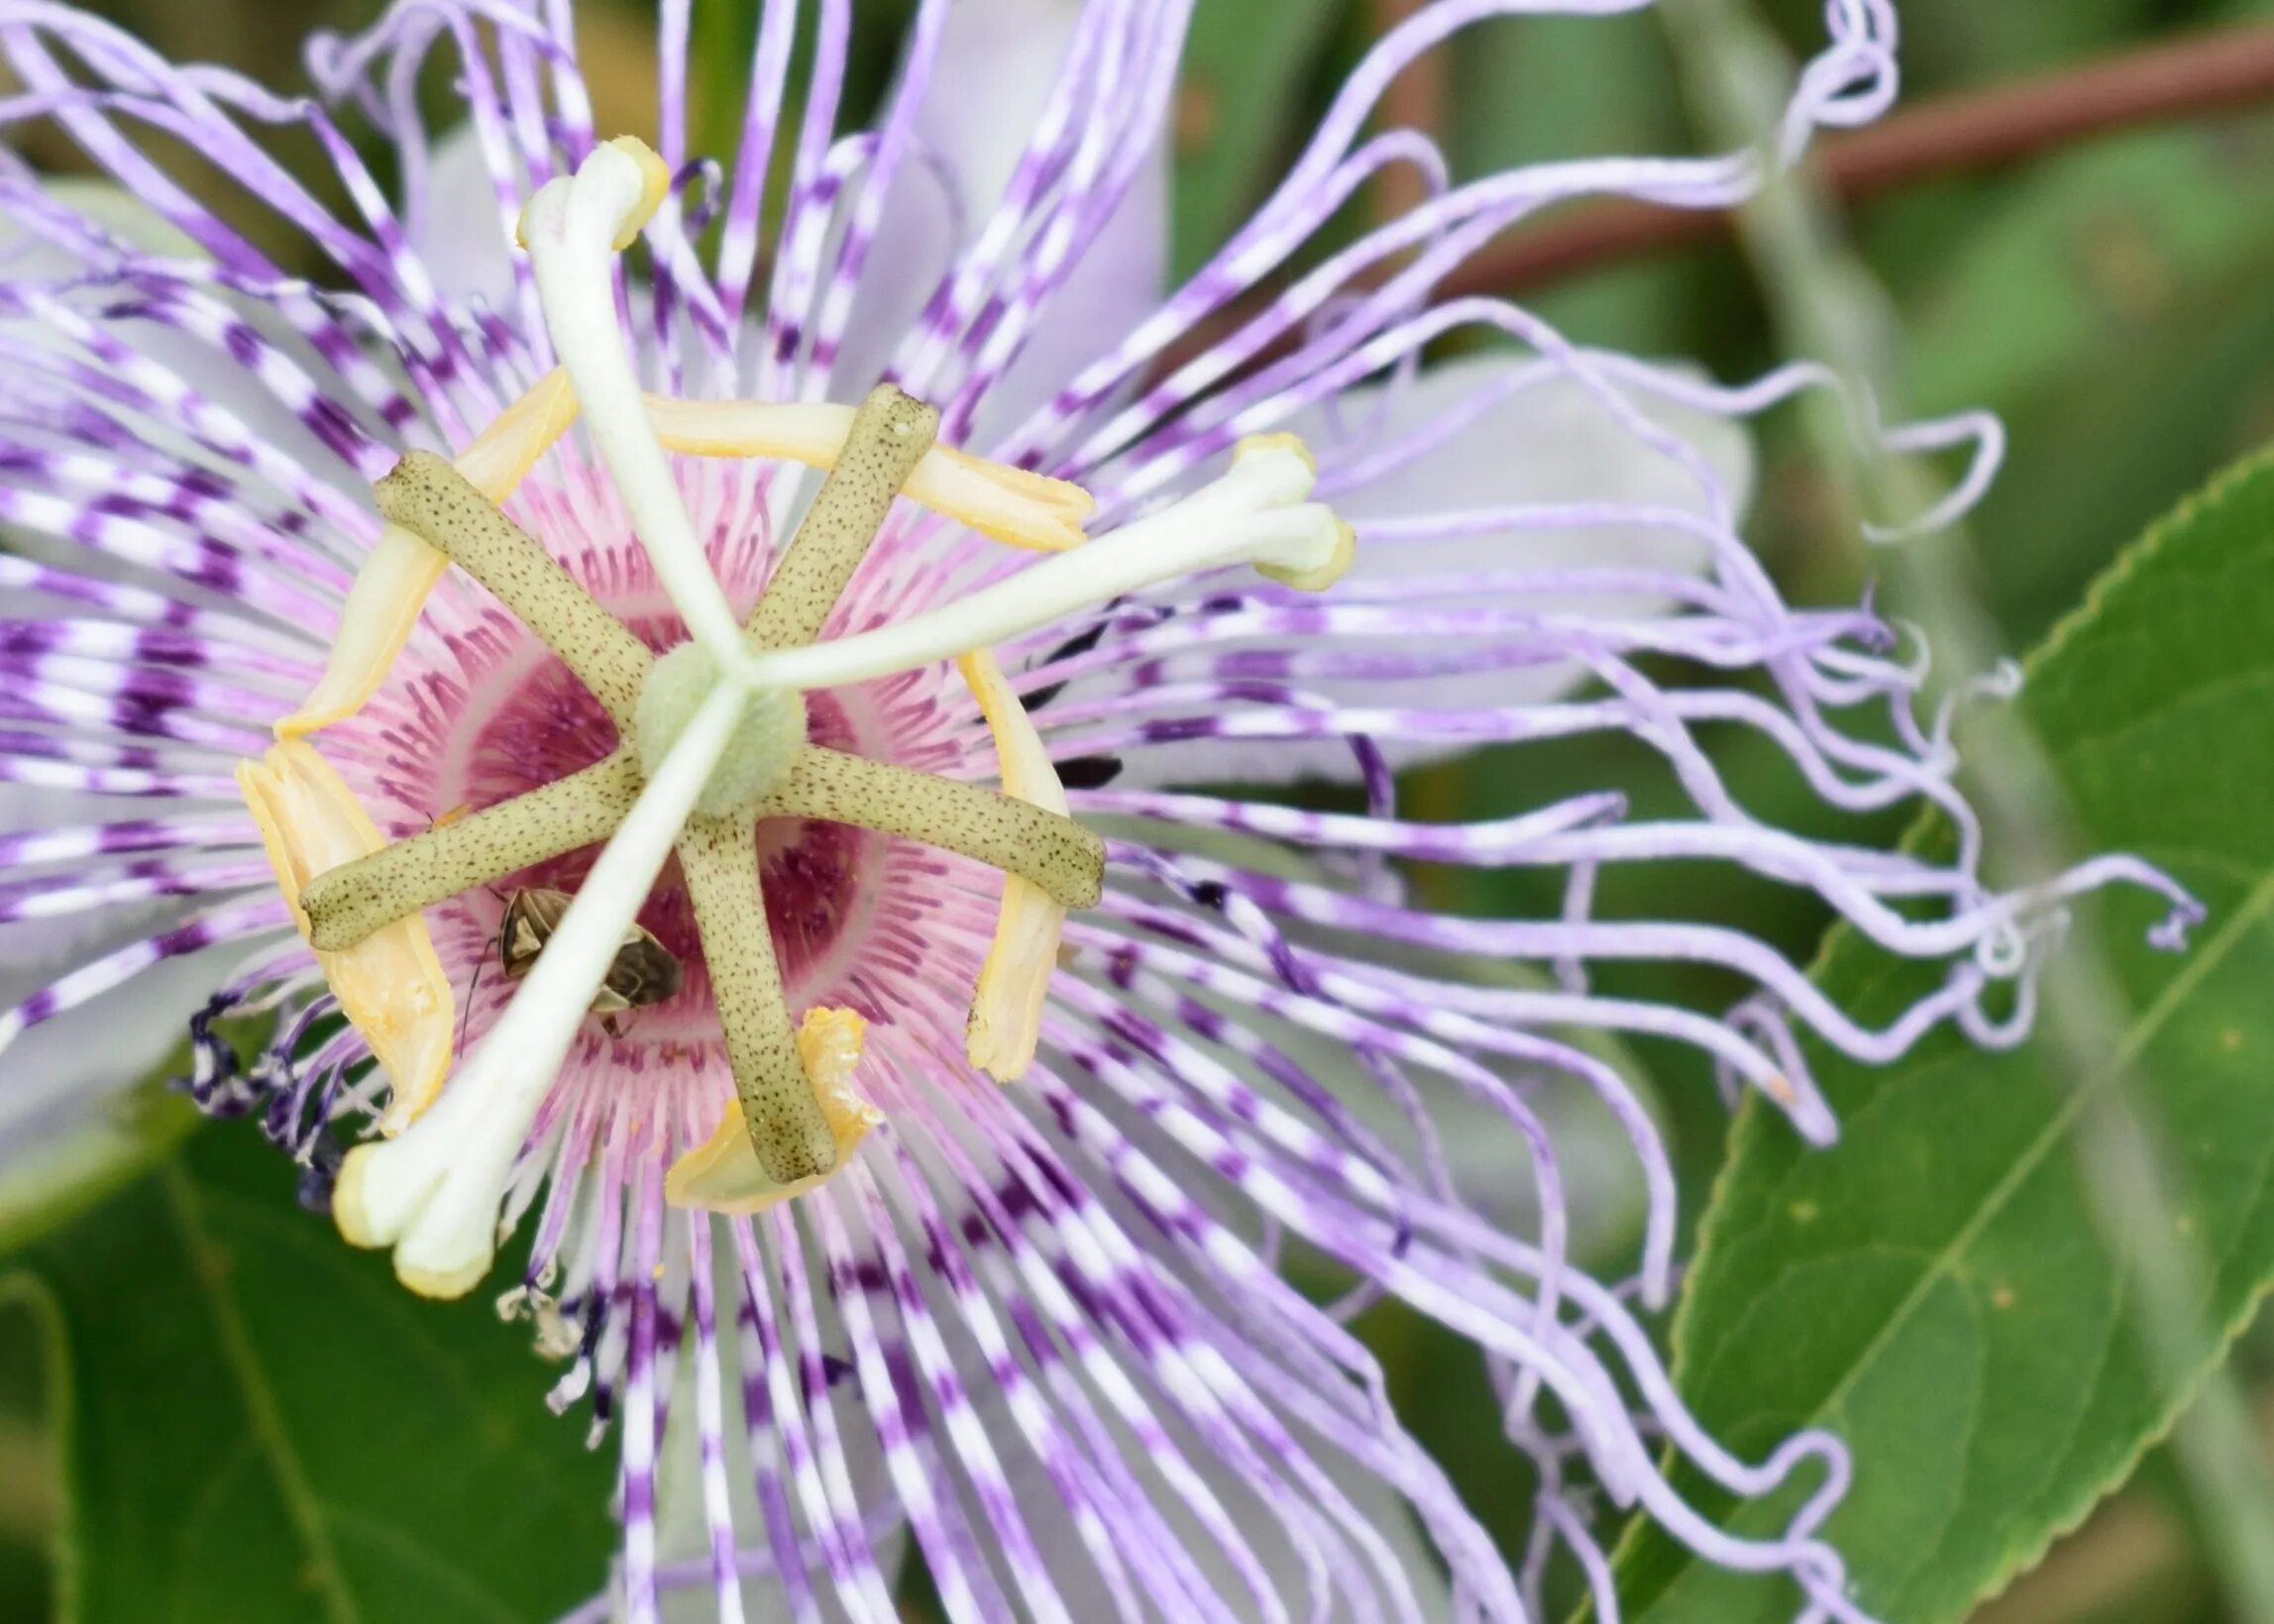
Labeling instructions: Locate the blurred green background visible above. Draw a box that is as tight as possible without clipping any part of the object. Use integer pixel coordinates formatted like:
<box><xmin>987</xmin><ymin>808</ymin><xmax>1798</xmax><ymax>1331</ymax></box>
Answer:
<box><xmin>9</xmin><ymin>1</ymin><xmax>2274</xmax><ymax>1620</ymax></box>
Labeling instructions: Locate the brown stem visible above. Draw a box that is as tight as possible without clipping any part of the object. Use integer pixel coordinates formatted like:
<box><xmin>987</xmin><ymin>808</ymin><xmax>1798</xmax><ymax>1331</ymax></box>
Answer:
<box><xmin>1448</xmin><ymin>18</ymin><xmax>2274</xmax><ymax>297</ymax></box>
<box><xmin>1370</xmin><ymin>0</ymin><xmax>1450</xmax><ymax>226</ymax></box>
<box><xmin>1163</xmin><ymin>20</ymin><xmax>2274</xmax><ymax>375</ymax></box>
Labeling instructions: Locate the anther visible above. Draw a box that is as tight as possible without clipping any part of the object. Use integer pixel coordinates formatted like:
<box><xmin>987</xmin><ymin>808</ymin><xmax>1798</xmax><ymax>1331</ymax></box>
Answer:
<box><xmin>959</xmin><ymin>648</ymin><xmax>1073</xmax><ymax>1083</ymax></box>
<box><xmin>302</xmin><ymin>754</ymin><xmax>643</xmax><ymax>951</ymax></box>
<box><xmin>375</xmin><ymin>452</ymin><xmax>653</xmax><ymax>726</ymax></box>
<box><xmin>644</xmin><ymin>393</ymin><xmax>1091</xmax><ymax>552</ymax></box>
<box><xmin>277</xmin><ymin>368</ymin><xmax>584</xmax><ymax>739</ymax></box>
<box><xmin>238</xmin><ymin>741</ymin><xmax>455</xmax><ymax>1132</ymax></box>
<box><xmin>667</xmin><ymin>1007</ymin><xmax>879</xmax><ymax>1210</ymax></box>
<box><xmin>676</xmin><ymin>810</ymin><xmax>838</xmax><ymax>1182</ymax></box>
<box><xmin>746</xmin><ymin>384</ymin><xmax>940</xmax><ymax>648</ymax></box>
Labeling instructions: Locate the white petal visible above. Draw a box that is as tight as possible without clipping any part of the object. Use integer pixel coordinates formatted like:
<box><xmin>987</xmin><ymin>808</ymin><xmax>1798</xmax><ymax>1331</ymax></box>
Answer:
<box><xmin>836</xmin><ymin>0</ymin><xmax>1169</xmax><ymax>444</ymax></box>
<box><xmin>3</xmin><ymin>178</ymin><xmax>363</xmax><ymax>494</ymax></box>
<box><xmin>0</xmin><ymin>946</ymin><xmax>223</xmax><ymax>1160</ymax></box>
<box><xmin>0</xmin><ymin>783</ymin><xmax>233</xmax><ymax>1170</ymax></box>
<box><xmin>33</xmin><ymin>175</ymin><xmax>199</xmax><ymax>258</ymax></box>
<box><xmin>1109</xmin><ymin>353</ymin><xmax>1756</xmax><ymax>788</ymax></box>
<box><xmin>410</xmin><ymin>122</ymin><xmax>518</xmax><ymax>310</ymax></box>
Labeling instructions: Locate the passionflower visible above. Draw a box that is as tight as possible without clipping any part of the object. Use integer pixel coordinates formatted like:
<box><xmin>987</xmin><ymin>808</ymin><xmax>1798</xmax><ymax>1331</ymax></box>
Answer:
<box><xmin>0</xmin><ymin>1</ymin><xmax>2198</xmax><ymax>1620</ymax></box>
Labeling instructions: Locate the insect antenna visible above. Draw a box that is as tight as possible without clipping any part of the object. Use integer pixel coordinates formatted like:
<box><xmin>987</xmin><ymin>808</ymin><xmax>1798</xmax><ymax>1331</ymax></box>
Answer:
<box><xmin>459</xmin><ymin>956</ymin><xmax>485</xmax><ymax>1056</ymax></box>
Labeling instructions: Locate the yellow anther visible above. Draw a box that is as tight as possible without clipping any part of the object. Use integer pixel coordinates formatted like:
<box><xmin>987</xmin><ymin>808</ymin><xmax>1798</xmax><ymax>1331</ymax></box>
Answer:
<box><xmin>236</xmin><ymin>742</ymin><xmax>454</xmax><ymax>1133</ymax></box>
<box><xmin>665</xmin><ymin>1008</ymin><xmax>881</xmax><ymax>1213</ymax></box>
<box><xmin>275</xmin><ymin>530</ymin><xmax>450</xmax><ymax>740</ymax></box>
<box><xmin>957</xmin><ymin>648</ymin><xmax>1069</xmax><ymax>1083</ymax></box>
<box><xmin>276</xmin><ymin>368</ymin><xmax>583</xmax><ymax>739</ymax></box>
<box><xmin>452</xmin><ymin>368</ymin><xmax>582</xmax><ymax>501</ymax></box>
<box><xmin>642</xmin><ymin>395</ymin><xmax>1093</xmax><ymax>552</ymax></box>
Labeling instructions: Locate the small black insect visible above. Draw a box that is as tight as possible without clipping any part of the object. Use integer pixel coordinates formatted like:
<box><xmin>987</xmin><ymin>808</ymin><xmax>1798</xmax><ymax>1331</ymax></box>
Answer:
<box><xmin>496</xmin><ymin>887</ymin><xmax>684</xmax><ymax>1037</ymax></box>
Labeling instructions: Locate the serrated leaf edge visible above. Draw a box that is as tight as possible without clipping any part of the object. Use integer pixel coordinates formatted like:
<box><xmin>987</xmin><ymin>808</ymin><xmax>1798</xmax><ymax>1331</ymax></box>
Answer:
<box><xmin>1600</xmin><ymin>440</ymin><xmax>2274</xmax><ymax>1623</ymax></box>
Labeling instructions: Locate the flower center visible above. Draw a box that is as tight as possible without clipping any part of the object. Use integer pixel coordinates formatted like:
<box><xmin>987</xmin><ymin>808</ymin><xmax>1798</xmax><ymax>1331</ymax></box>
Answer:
<box><xmin>446</xmin><ymin>620</ymin><xmax>885</xmax><ymax>1021</ymax></box>
<box><xmin>260</xmin><ymin>135</ymin><xmax>1352</xmax><ymax>1299</ymax></box>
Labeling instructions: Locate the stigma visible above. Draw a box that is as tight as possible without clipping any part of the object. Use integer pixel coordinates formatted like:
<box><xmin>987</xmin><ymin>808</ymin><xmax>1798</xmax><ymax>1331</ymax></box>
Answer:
<box><xmin>242</xmin><ymin>136</ymin><xmax>1354</xmax><ymax>1300</ymax></box>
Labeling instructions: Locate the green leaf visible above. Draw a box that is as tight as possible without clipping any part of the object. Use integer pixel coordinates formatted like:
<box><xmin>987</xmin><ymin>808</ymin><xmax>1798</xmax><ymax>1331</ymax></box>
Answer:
<box><xmin>1611</xmin><ymin>445</ymin><xmax>2274</xmax><ymax>1622</ymax></box>
<box><xmin>29</xmin><ymin>1126</ymin><xmax>613</xmax><ymax>1623</ymax></box>
<box><xmin>1448</xmin><ymin>7</ymin><xmax>1697</xmax><ymax>357</ymax></box>
<box><xmin>1889</xmin><ymin>124</ymin><xmax>2274</xmax><ymax>651</ymax></box>
<box><xmin>0</xmin><ymin>1085</ymin><xmax>200</xmax><ymax>1259</ymax></box>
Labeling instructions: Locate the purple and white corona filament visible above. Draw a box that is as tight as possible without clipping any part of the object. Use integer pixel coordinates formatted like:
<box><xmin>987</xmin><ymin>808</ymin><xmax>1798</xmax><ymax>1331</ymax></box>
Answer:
<box><xmin>0</xmin><ymin>1</ymin><xmax>2199</xmax><ymax>1621</ymax></box>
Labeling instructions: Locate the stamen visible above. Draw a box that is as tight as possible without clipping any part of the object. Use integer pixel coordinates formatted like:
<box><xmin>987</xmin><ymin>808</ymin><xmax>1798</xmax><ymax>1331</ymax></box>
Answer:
<box><xmin>333</xmin><ymin>677</ymin><xmax>751</xmax><ymax>1297</ymax></box>
<box><xmin>746</xmin><ymin>384</ymin><xmax>940</xmax><ymax>648</ymax></box>
<box><xmin>301</xmin><ymin>753</ymin><xmax>642</xmax><ymax>951</ymax></box>
<box><xmin>374</xmin><ymin>451</ymin><xmax>654</xmax><ymax>727</ymax></box>
<box><xmin>643</xmin><ymin>394</ymin><xmax>1092</xmax><ymax>552</ymax></box>
<box><xmin>277</xmin><ymin>369</ymin><xmax>583</xmax><ymax>738</ymax></box>
<box><xmin>520</xmin><ymin>137</ymin><xmax>747</xmax><ymax>668</ymax></box>
<box><xmin>734</xmin><ymin>437</ymin><xmax>1352</xmax><ymax>696</ymax></box>
<box><xmin>957</xmin><ymin>649</ymin><xmax>1070</xmax><ymax>1083</ymax></box>
<box><xmin>675</xmin><ymin>812</ymin><xmax>839</xmax><ymax>1183</ymax></box>
<box><xmin>762</xmin><ymin>745</ymin><xmax>1104</xmax><ymax>911</ymax></box>
<box><xmin>665</xmin><ymin>1007</ymin><xmax>880</xmax><ymax>1213</ymax></box>
<box><xmin>452</xmin><ymin>366</ymin><xmax>584</xmax><ymax>501</ymax></box>
<box><xmin>236</xmin><ymin>742</ymin><xmax>453</xmax><ymax>1133</ymax></box>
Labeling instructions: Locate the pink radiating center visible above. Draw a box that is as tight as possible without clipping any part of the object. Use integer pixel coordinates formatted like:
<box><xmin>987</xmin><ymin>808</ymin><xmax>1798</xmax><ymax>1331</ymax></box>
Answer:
<box><xmin>435</xmin><ymin>606</ymin><xmax>889</xmax><ymax>1036</ymax></box>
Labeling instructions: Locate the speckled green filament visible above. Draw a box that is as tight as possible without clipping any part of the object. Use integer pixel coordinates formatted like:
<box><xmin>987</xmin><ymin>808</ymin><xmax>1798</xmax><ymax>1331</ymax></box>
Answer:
<box><xmin>746</xmin><ymin>385</ymin><xmax>939</xmax><ymax>649</ymax></box>
<box><xmin>375</xmin><ymin>452</ymin><xmax>653</xmax><ymax>726</ymax></box>
<box><xmin>762</xmin><ymin>746</ymin><xmax>1104</xmax><ymax>909</ymax></box>
<box><xmin>302</xmin><ymin>753</ymin><xmax>642</xmax><ymax>951</ymax></box>
<box><xmin>676</xmin><ymin>810</ymin><xmax>837</xmax><ymax>1182</ymax></box>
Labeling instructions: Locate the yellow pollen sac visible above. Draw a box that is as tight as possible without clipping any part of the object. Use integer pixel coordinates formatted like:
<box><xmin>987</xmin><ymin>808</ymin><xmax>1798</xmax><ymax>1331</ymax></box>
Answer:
<box><xmin>665</xmin><ymin>1008</ymin><xmax>882</xmax><ymax>1213</ymax></box>
<box><xmin>236</xmin><ymin>742</ymin><xmax>453</xmax><ymax>1133</ymax></box>
<box><xmin>641</xmin><ymin>395</ymin><xmax>1093</xmax><ymax>552</ymax></box>
<box><xmin>276</xmin><ymin>368</ymin><xmax>583</xmax><ymax>738</ymax></box>
<box><xmin>957</xmin><ymin>648</ymin><xmax>1071</xmax><ymax>1084</ymax></box>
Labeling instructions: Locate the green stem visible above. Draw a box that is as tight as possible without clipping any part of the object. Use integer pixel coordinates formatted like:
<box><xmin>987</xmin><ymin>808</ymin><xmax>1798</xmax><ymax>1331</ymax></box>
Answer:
<box><xmin>1665</xmin><ymin>4</ymin><xmax>2274</xmax><ymax>1618</ymax></box>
